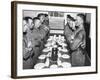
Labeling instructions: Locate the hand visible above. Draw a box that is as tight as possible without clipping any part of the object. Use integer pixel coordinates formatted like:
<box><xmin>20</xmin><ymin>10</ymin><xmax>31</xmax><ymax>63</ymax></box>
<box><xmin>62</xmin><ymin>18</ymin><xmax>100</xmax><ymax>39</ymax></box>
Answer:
<box><xmin>81</xmin><ymin>42</ymin><xmax>86</xmax><ymax>49</ymax></box>
<box><xmin>27</xmin><ymin>40</ymin><xmax>32</xmax><ymax>48</ymax></box>
<box><xmin>71</xmin><ymin>34</ymin><xmax>75</xmax><ymax>40</ymax></box>
<box><xmin>44</xmin><ymin>26</ymin><xmax>49</xmax><ymax>31</ymax></box>
<box><xmin>79</xmin><ymin>42</ymin><xmax>86</xmax><ymax>49</ymax></box>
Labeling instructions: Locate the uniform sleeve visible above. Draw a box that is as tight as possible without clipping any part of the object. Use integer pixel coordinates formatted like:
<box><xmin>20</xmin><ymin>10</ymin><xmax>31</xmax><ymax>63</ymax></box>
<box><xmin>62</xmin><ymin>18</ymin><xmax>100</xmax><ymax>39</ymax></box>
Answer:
<box><xmin>43</xmin><ymin>25</ymin><xmax>49</xmax><ymax>33</ymax></box>
<box><xmin>64</xmin><ymin>25</ymin><xmax>72</xmax><ymax>43</ymax></box>
<box><xmin>70</xmin><ymin>30</ymin><xmax>85</xmax><ymax>50</ymax></box>
<box><xmin>39</xmin><ymin>27</ymin><xmax>47</xmax><ymax>39</ymax></box>
<box><xmin>23</xmin><ymin>40</ymin><xmax>30</xmax><ymax>60</ymax></box>
<box><xmin>64</xmin><ymin>25</ymin><xmax>67</xmax><ymax>35</ymax></box>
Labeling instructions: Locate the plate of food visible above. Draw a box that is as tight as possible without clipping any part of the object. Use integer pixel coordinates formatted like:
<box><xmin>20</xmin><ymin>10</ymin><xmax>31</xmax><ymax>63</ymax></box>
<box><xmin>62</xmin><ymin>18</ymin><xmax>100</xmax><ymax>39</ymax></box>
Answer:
<box><xmin>38</xmin><ymin>55</ymin><xmax>46</xmax><ymax>59</ymax></box>
<box><xmin>61</xmin><ymin>43</ymin><xmax>67</xmax><ymax>47</ymax></box>
<box><xmin>61</xmin><ymin>54</ymin><xmax>70</xmax><ymax>59</ymax></box>
<box><xmin>45</xmin><ymin>43</ymin><xmax>51</xmax><ymax>47</ymax></box>
<box><xmin>47</xmin><ymin>38</ymin><xmax>52</xmax><ymax>41</ymax></box>
<box><xmin>61</xmin><ymin>48</ymin><xmax>68</xmax><ymax>52</ymax></box>
<box><xmin>34</xmin><ymin>63</ymin><xmax>45</xmax><ymax>69</ymax></box>
<box><xmin>61</xmin><ymin>62</ymin><xmax>71</xmax><ymax>68</ymax></box>
<box><xmin>50</xmin><ymin>64</ymin><xmax>58</xmax><ymax>69</ymax></box>
<box><xmin>42</xmin><ymin>47</ymin><xmax>52</xmax><ymax>52</ymax></box>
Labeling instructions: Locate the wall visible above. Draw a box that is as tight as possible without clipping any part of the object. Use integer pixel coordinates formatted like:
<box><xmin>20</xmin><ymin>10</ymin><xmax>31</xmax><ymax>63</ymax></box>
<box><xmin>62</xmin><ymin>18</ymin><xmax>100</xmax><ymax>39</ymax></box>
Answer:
<box><xmin>0</xmin><ymin>0</ymin><xmax>100</xmax><ymax>80</ymax></box>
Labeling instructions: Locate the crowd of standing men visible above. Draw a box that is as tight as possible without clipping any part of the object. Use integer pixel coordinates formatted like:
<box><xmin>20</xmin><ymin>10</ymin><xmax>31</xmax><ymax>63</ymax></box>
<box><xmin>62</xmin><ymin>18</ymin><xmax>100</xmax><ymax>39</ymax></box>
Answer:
<box><xmin>23</xmin><ymin>13</ymin><xmax>49</xmax><ymax>69</ymax></box>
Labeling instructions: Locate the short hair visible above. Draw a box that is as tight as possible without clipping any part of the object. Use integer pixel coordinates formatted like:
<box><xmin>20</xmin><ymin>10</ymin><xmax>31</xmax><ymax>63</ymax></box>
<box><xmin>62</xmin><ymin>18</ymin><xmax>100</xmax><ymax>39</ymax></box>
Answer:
<box><xmin>32</xmin><ymin>17</ymin><xmax>40</xmax><ymax>23</ymax></box>
<box><xmin>77</xmin><ymin>13</ymin><xmax>86</xmax><ymax>22</ymax></box>
<box><xmin>23</xmin><ymin>16</ymin><xmax>32</xmax><ymax>23</ymax></box>
<box><xmin>44</xmin><ymin>14</ymin><xmax>48</xmax><ymax>17</ymax></box>
<box><xmin>37</xmin><ymin>13</ymin><xmax>45</xmax><ymax>18</ymax></box>
<box><xmin>67</xmin><ymin>15</ymin><xmax>75</xmax><ymax>21</ymax></box>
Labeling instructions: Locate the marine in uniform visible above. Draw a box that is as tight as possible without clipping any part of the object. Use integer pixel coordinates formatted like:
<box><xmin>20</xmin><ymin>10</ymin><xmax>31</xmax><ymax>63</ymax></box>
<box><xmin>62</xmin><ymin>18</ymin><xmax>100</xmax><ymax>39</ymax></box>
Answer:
<box><xmin>31</xmin><ymin>17</ymin><xmax>49</xmax><ymax>68</ymax></box>
<box><xmin>23</xmin><ymin>17</ymin><xmax>35</xmax><ymax>69</ymax></box>
<box><xmin>64</xmin><ymin>15</ymin><xmax>76</xmax><ymax>44</ymax></box>
<box><xmin>37</xmin><ymin>13</ymin><xmax>50</xmax><ymax>44</ymax></box>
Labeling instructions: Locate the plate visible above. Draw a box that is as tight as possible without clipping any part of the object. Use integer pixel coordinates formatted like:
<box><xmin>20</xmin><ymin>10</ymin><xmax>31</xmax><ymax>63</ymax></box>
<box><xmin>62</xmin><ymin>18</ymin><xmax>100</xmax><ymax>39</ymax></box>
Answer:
<box><xmin>42</xmin><ymin>47</ymin><xmax>52</xmax><ymax>52</ymax></box>
<box><xmin>61</xmin><ymin>54</ymin><xmax>70</xmax><ymax>59</ymax></box>
<box><xmin>61</xmin><ymin>48</ymin><xmax>68</xmax><ymax>52</ymax></box>
<box><xmin>34</xmin><ymin>63</ymin><xmax>45</xmax><ymax>69</ymax></box>
<box><xmin>45</xmin><ymin>43</ymin><xmax>51</xmax><ymax>47</ymax></box>
<box><xmin>47</xmin><ymin>38</ymin><xmax>52</xmax><ymax>41</ymax></box>
<box><xmin>50</xmin><ymin>64</ymin><xmax>58</xmax><ymax>69</ymax></box>
<box><xmin>61</xmin><ymin>43</ymin><xmax>67</xmax><ymax>46</ymax></box>
<box><xmin>38</xmin><ymin>55</ymin><xmax>46</xmax><ymax>59</ymax></box>
<box><xmin>52</xmin><ymin>45</ymin><xmax>57</xmax><ymax>48</ymax></box>
<box><xmin>61</xmin><ymin>62</ymin><xmax>71</xmax><ymax>68</ymax></box>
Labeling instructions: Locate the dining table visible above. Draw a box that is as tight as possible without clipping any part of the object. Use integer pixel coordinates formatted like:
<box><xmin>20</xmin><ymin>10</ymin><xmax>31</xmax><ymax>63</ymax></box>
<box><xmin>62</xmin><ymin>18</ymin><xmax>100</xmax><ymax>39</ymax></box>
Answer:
<box><xmin>33</xmin><ymin>34</ymin><xmax>72</xmax><ymax>69</ymax></box>
<box><xmin>33</xmin><ymin>33</ymin><xmax>91</xmax><ymax>69</ymax></box>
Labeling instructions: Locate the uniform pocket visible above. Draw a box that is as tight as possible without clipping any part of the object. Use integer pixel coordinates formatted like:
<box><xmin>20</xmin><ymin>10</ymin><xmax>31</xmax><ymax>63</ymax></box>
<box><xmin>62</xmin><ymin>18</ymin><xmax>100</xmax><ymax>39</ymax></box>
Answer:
<box><xmin>71</xmin><ymin>49</ymin><xmax>85</xmax><ymax>66</ymax></box>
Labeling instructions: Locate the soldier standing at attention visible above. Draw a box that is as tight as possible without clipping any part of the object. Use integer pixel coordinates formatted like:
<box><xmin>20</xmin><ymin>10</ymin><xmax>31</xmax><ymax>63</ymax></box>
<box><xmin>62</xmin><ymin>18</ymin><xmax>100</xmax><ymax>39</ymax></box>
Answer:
<box><xmin>37</xmin><ymin>13</ymin><xmax>50</xmax><ymax>50</ymax></box>
<box><xmin>70</xmin><ymin>14</ymin><xmax>89</xmax><ymax>66</ymax></box>
<box><xmin>32</xmin><ymin>17</ymin><xmax>48</xmax><ymax>68</ymax></box>
<box><xmin>23</xmin><ymin>17</ymin><xmax>35</xmax><ymax>69</ymax></box>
